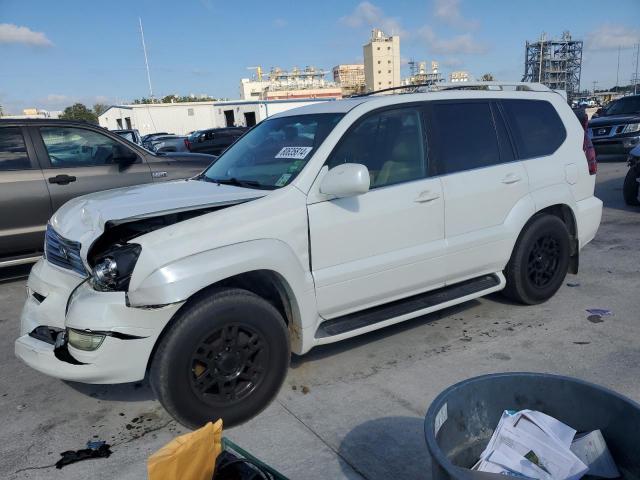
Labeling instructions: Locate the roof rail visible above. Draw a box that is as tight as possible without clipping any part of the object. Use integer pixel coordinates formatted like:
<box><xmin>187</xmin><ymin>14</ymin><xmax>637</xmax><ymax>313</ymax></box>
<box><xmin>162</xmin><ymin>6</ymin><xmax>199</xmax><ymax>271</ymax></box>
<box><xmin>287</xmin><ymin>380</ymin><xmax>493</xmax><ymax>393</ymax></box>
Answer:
<box><xmin>431</xmin><ymin>81</ymin><xmax>551</xmax><ymax>92</ymax></box>
<box><xmin>355</xmin><ymin>81</ymin><xmax>552</xmax><ymax>97</ymax></box>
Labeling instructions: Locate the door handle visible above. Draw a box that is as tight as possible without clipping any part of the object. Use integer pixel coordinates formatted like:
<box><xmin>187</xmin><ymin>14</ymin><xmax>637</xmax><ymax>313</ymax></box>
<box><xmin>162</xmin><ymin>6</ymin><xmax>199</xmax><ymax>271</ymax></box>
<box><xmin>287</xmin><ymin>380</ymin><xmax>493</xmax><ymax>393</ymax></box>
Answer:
<box><xmin>48</xmin><ymin>174</ymin><xmax>77</xmax><ymax>185</ymax></box>
<box><xmin>414</xmin><ymin>190</ymin><xmax>441</xmax><ymax>203</ymax></box>
<box><xmin>152</xmin><ymin>171</ymin><xmax>168</xmax><ymax>178</ymax></box>
<box><xmin>501</xmin><ymin>173</ymin><xmax>522</xmax><ymax>184</ymax></box>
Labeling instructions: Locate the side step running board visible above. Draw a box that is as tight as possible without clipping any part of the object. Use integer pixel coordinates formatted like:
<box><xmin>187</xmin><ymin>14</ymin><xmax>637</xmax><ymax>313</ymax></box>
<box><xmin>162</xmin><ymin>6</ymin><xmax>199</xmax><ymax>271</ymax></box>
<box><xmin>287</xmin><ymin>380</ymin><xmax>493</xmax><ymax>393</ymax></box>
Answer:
<box><xmin>315</xmin><ymin>274</ymin><xmax>500</xmax><ymax>339</ymax></box>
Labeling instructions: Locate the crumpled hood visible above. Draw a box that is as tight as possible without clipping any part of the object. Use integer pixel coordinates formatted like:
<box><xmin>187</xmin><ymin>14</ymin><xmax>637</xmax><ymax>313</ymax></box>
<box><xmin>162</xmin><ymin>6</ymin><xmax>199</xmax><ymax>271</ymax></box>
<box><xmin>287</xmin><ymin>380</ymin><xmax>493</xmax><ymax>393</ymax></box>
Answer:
<box><xmin>50</xmin><ymin>179</ymin><xmax>268</xmax><ymax>252</ymax></box>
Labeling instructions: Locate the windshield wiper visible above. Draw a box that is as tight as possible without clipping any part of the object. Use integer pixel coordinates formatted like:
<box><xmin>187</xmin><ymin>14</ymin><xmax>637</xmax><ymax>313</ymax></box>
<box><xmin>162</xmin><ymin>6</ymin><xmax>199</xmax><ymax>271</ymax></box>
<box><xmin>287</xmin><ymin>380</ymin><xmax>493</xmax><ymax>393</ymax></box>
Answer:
<box><xmin>208</xmin><ymin>177</ymin><xmax>271</xmax><ymax>189</ymax></box>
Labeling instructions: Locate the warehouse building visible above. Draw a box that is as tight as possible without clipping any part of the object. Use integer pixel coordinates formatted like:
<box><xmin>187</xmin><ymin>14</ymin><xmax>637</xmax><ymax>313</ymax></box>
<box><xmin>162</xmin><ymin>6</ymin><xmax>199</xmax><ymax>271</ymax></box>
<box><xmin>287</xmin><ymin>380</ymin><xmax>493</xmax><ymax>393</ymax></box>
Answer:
<box><xmin>99</xmin><ymin>98</ymin><xmax>333</xmax><ymax>136</ymax></box>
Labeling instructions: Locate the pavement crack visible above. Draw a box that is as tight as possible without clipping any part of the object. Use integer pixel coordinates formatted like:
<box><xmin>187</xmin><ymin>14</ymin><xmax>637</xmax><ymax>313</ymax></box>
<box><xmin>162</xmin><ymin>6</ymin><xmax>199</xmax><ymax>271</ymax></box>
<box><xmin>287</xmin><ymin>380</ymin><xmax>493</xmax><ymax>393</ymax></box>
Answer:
<box><xmin>13</xmin><ymin>462</ymin><xmax>57</xmax><ymax>474</ymax></box>
<box><xmin>277</xmin><ymin>400</ymin><xmax>369</xmax><ymax>480</ymax></box>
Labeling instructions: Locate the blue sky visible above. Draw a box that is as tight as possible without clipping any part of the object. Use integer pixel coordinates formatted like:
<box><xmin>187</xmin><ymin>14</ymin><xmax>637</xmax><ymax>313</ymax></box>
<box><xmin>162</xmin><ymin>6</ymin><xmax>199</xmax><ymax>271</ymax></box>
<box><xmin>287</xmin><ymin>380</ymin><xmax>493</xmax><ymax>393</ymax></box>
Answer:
<box><xmin>1</xmin><ymin>0</ymin><xmax>639</xmax><ymax>113</ymax></box>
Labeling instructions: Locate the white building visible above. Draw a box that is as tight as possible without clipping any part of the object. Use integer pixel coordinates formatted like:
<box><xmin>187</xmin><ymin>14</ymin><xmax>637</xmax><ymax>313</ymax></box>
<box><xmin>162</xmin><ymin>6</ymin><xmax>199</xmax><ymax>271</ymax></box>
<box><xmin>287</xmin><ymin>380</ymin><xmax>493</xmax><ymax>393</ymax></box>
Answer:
<box><xmin>99</xmin><ymin>98</ymin><xmax>334</xmax><ymax>135</ymax></box>
<box><xmin>449</xmin><ymin>71</ymin><xmax>470</xmax><ymax>83</ymax></box>
<box><xmin>363</xmin><ymin>28</ymin><xmax>401</xmax><ymax>93</ymax></box>
<box><xmin>239</xmin><ymin>66</ymin><xmax>342</xmax><ymax>101</ymax></box>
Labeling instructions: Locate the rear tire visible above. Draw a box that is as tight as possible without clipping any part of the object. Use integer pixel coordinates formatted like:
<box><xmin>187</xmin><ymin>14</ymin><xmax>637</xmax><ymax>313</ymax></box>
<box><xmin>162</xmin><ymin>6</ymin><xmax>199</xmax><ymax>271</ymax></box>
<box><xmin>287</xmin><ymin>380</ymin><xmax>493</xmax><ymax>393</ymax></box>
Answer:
<box><xmin>150</xmin><ymin>288</ymin><xmax>290</xmax><ymax>429</ymax></box>
<box><xmin>503</xmin><ymin>215</ymin><xmax>570</xmax><ymax>305</ymax></box>
<box><xmin>623</xmin><ymin>168</ymin><xmax>640</xmax><ymax>206</ymax></box>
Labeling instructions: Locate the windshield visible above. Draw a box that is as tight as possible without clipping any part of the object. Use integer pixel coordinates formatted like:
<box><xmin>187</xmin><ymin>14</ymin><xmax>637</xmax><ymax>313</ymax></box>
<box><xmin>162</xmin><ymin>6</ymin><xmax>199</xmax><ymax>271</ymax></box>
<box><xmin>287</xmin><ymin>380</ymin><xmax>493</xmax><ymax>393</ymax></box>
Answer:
<box><xmin>604</xmin><ymin>96</ymin><xmax>640</xmax><ymax>116</ymax></box>
<box><xmin>202</xmin><ymin>113</ymin><xmax>343</xmax><ymax>189</ymax></box>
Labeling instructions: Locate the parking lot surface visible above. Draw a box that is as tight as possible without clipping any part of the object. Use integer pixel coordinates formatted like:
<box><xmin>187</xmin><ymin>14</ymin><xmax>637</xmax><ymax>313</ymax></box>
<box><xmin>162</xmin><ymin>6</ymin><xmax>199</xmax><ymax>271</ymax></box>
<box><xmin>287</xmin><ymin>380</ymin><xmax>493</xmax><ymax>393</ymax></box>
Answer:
<box><xmin>1</xmin><ymin>162</ymin><xmax>638</xmax><ymax>479</ymax></box>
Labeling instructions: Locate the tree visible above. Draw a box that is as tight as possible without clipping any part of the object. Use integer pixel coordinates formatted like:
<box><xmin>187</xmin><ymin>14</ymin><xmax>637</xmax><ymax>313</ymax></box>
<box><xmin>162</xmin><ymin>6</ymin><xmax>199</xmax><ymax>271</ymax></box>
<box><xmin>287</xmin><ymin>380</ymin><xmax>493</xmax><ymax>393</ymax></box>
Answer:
<box><xmin>59</xmin><ymin>103</ymin><xmax>98</xmax><ymax>123</ymax></box>
<box><xmin>93</xmin><ymin>103</ymin><xmax>108</xmax><ymax>117</ymax></box>
<box><xmin>480</xmin><ymin>73</ymin><xmax>495</xmax><ymax>81</ymax></box>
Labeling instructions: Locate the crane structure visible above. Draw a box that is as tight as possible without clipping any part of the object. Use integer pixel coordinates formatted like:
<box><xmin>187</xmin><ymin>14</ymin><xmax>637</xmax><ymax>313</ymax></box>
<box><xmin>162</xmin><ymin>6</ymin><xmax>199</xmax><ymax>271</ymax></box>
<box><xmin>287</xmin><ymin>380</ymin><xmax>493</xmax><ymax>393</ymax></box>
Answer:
<box><xmin>523</xmin><ymin>31</ymin><xmax>583</xmax><ymax>101</ymax></box>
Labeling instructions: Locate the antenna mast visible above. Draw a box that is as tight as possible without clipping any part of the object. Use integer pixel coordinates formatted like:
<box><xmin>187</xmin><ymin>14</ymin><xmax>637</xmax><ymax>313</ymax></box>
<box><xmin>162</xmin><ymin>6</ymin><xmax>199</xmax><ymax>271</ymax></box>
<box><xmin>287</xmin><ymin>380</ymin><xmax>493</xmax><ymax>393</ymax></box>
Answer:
<box><xmin>139</xmin><ymin>17</ymin><xmax>154</xmax><ymax>100</ymax></box>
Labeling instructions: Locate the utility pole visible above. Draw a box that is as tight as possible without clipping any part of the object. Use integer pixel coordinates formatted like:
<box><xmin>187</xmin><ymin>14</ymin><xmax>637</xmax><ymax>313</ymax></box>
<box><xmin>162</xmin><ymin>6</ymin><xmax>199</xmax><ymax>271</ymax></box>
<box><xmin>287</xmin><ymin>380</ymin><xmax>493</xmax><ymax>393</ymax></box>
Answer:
<box><xmin>139</xmin><ymin>17</ymin><xmax>154</xmax><ymax>101</ymax></box>
<box><xmin>592</xmin><ymin>80</ymin><xmax>597</xmax><ymax>94</ymax></box>
<box><xmin>616</xmin><ymin>46</ymin><xmax>620</xmax><ymax>88</ymax></box>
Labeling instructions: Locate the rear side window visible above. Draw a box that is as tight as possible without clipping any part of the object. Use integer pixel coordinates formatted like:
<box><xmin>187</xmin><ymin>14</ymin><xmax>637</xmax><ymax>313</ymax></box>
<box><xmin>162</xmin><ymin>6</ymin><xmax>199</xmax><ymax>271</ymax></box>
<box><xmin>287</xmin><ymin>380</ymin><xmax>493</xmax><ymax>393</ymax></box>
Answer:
<box><xmin>428</xmin><ymin>101</ymin><xmax>500</xmax><ymax>175</ymax></box>
<box><xmin>501</xmin><ymin>99</ymin><xmax>566</xmax><ymax>159</ymax></box>
<box><xmin>0</xmin><ymin>127</ymin><xmax>31</xmax><ymax>171</ymax></box>
<box><xmin>0</xmin><ymin>127</ymin><xmax>32</xmax><ymax>171</ymax></box>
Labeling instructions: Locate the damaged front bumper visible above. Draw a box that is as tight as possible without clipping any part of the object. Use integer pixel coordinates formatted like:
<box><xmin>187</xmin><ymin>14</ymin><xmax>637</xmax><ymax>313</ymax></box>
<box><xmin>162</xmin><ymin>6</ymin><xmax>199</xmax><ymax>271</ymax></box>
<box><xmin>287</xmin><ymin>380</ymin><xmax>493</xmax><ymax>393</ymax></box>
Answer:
<box><xmin>15</xmin><ymin>259</ymin><xmax>184</xmax><ymax>384</ymax></box>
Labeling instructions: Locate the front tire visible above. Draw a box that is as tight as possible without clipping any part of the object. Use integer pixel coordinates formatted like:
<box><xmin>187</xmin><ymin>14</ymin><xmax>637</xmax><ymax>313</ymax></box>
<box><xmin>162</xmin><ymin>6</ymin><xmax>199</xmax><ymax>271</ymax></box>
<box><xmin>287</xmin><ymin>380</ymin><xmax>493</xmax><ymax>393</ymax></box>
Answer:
<box><xmin>623</xmin><ymin>168</ymin><xmax>640</xmax><ymax>206</ymax></box>
<box><xmin>150</xmin><ymin>288</ymin><xmax>290</xmax><ymax>429</ymax></box>
<box><xmin>503</xmin><ymin>215</ymin><xmax>570</xmax><ymax>305</ymax></box>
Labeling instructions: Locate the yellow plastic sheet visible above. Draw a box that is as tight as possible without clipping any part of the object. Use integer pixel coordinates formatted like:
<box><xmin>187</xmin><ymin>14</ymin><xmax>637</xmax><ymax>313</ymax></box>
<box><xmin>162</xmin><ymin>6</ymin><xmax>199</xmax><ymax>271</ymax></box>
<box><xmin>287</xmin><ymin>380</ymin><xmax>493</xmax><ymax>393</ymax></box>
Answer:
<box><xmin>148</xmin><ymin>420</ymin><xmax>223</xmax><ymax>480</ymax></box>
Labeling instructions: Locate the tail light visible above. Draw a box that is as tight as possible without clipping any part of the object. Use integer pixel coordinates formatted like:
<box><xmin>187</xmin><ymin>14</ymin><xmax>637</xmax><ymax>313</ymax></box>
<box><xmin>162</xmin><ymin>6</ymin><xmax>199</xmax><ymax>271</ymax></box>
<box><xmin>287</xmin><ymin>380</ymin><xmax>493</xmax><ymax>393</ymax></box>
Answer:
<box><xmin>184</xmin><ymin>139</ymin><xmax>191</xmax><ymax>151</ymax></box>
<box><xmin>583</xmin><ymin>135</ymin><xmax>597</xmax><ymax>175</ymax></box>
<box><xmin>580</xmin><ymin>113</ymin><xmax>597</xmax><ymax>175</ymax></box>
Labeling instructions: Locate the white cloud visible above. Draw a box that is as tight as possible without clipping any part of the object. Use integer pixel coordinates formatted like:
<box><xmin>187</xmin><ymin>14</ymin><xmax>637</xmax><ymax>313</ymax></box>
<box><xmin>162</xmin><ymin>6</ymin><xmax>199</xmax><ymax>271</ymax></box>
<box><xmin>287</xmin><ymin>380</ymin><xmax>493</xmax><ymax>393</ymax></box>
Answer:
<box><xmin>419</xmin><ymin>26</ymin><xmax>488</xmax><ymax>54</ymax></box>
<box><xmin>340</xmin><ymin>2</ymin><xmax>405</xmax><ymax>36</ymax></box>
<box><xmin>0</xmin><ymin>23</ymin><xmax>52</xmax><ymax>47</ymax></box>
<box><xmin>586</xmin><ymin>24</ymin><xmax>640</xmax><ymax>51</ymax></box>
<box><xmin>433</xmin><ymin>0</ymin><xmax>478</xmax><ymax>30</ymax></box>
<box><xmin>45</xmin><ymin>94</ymin><xmax>69</xmax><ymax>104</ymax></box>
<box><xmin>273</xmin><ymin>18</ymin><xmax>287</xmax><ymax>28</ymax></box>
<box><xmin>440</xmin><ymin>57</ymin><xmax>463</xmax><ymax>68</ymax></box>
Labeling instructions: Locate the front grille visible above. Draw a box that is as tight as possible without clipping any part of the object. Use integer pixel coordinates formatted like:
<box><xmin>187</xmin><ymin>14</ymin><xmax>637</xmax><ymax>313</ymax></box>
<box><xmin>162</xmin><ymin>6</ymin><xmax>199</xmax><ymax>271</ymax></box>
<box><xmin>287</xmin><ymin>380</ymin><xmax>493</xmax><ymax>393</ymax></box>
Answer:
<box><xmin>45</xmin><ymin>225</ymin><xmax>87</xmax><ymax>276</ymax></box>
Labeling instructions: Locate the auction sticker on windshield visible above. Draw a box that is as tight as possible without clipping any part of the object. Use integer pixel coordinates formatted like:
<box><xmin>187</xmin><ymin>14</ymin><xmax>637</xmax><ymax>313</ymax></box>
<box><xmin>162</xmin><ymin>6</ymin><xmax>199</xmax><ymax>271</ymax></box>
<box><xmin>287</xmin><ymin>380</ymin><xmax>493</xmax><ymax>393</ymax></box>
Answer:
<box><xmin>275</xmin><ymin>146</ymin><xmax>313</xmax><ymax>159</ymax></box>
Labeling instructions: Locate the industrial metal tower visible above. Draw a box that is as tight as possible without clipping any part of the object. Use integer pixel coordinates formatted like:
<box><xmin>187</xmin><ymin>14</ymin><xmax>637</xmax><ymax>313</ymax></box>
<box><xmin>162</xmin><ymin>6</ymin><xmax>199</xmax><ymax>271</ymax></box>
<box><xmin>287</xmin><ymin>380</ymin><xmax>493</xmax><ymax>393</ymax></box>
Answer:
<box><xmin>523</xmin><ymin>31</ymin><xmax>583</xmax><ymax>100</ymax></box>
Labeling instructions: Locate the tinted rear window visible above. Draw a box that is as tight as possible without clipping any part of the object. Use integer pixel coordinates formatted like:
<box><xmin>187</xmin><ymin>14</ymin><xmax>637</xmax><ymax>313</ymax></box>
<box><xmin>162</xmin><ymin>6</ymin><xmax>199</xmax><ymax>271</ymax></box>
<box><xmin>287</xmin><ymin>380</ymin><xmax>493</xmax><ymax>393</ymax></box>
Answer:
<box><xmin>501</xmin><ymin>99</ymin><xmax>565</xmax><ymax>159</ymax></box>
<box><xmin>428</xmin><ymin>101</ymin><xmax>500</xmax><ymax>175</ymax></box>
<box><xmin>0</xmin><ymin>127</ymin><xmax>32</xmax><ymax>171</ymax></box>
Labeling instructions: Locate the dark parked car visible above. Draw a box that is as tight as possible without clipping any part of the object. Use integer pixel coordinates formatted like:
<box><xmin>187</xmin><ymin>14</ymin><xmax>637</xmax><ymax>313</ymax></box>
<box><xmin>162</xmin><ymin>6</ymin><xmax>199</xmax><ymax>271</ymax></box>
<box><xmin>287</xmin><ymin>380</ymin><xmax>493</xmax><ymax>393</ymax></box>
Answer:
<box><xmin>588</xmin><ymin>95</ymin><xmax>640</xmax><ymax>162</ymax></box>
<box><xmin>185</xmin><ymin>127</ymin><xmax>247</xmax><ymax>155</ymax></box>
<box><xmin>141</xmin><ymin>132</ymin><xmax>170</xmax><ymax>150</ymax></box>
<box><xmin>148</xmin><ymin>135</ymin><xmax>188</xmax><ymax>153</ymax></box>
<box><xmin>113</xmin><ymin>128</ymin><xmax>142</xmax><ymax>145</ymax></box>
<box><xmin>0</xmin><ymin>119</ymin><xmax>216</xmax><ymax>266</ymax></box>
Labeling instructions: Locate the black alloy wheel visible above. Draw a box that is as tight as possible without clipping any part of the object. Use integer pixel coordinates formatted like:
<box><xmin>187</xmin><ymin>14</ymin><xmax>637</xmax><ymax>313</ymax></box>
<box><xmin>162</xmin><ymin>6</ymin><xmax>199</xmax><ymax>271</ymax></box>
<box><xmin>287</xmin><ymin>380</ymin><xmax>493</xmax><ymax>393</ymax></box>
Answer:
<box><xmin>151</xmin><ymin>288</ymin><xmax>290</xmax><ymax>429</ymax></box>
<box><xmin>526</xmin><ymin>235</ymin><xmax>561</xmax><ymax>289</ymax></box>
<box><xmin>503</xmin><ymin>214</ymin><xmax>570</xmax><ymax>305</ymax></box>
<box><xmin>189</xmin><ymin>323</ymin><xmax>268</xmax><ymax>405</ymax></box>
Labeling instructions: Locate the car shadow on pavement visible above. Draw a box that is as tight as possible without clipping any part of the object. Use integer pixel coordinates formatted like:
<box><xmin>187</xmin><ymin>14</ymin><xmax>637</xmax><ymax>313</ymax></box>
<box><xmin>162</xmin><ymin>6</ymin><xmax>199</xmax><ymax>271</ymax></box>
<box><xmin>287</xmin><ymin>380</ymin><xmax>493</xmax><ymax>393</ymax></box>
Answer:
<box><xmin>63</xmin><ymin>377</ymin><xmax>156</xmax><ymax>402</ymax></box>
<box><xmin>338</xmin><ymin>416</ymin><xmax>431</xmax><ymax>479</ymax></box>
<box><xmin>291</xmin><ymin>301</ymin><xmax>480</xmax><ymax>368</ymax></box>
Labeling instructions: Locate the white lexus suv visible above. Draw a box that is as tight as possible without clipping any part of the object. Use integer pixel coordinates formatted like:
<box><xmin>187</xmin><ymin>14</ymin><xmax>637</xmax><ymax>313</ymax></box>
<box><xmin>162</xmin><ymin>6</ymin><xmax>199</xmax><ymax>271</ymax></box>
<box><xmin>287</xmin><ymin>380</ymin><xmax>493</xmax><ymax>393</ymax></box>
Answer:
<box><xmin>16</xmin><ymin>83</ymin><xmax>602</xmax><ymax>428</ymax></box>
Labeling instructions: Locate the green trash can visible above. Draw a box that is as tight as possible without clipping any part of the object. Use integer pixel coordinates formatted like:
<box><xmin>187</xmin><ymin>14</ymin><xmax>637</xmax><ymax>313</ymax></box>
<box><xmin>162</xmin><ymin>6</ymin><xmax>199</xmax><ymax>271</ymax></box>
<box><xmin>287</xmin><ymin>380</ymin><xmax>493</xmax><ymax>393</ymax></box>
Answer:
<box><xmin>424</xmin><ymin>372</ymin><xmax>640</xmax><ymax>479</ymax></box>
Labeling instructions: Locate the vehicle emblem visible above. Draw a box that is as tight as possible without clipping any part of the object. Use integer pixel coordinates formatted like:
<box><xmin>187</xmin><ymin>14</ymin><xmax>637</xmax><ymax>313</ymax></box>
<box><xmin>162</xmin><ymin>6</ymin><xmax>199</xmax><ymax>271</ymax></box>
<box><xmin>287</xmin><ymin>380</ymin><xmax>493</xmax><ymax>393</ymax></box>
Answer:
<box><xmin>58</xmin><ymin>245</ymin><xmax>69</xmax><ymax>260</ymax></box>
<box><xmin>598</xmin><ymin>128</ymin><xmax>606</xmax><ymax>135</ymax></box>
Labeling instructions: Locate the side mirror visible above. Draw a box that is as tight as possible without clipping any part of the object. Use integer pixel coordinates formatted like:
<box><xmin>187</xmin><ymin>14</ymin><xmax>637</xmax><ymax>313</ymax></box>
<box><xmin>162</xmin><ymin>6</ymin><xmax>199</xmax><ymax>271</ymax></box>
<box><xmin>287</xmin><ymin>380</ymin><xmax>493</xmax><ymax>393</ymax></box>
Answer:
<box><xmin>113</xmin><ymin>145</ymin><xmax>138</xmax><ymax>166</ymax></box>
<box><xmin>320</xmin><ymin>163</ymin><xmax>370</xmax><ymax>198</ymax></box>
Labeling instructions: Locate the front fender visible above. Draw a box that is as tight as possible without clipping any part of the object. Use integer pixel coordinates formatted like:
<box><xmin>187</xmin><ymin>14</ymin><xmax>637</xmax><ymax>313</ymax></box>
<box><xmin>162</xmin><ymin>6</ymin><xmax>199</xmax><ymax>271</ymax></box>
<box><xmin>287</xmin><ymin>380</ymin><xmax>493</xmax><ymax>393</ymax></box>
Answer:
<box><xmin>126</xmin><ymin>239</ymin><xmax>318</xmax><ymax>348</ymax></box>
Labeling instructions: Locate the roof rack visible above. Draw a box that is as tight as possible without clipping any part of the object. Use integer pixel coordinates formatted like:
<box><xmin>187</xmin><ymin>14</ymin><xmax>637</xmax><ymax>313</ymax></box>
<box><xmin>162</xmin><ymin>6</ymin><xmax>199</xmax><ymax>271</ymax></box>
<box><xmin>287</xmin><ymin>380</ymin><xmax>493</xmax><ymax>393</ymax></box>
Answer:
<box><xmin>355</xmin><ymin>81</ymin><xmax>552</xmax><ymax>97</ymax></box>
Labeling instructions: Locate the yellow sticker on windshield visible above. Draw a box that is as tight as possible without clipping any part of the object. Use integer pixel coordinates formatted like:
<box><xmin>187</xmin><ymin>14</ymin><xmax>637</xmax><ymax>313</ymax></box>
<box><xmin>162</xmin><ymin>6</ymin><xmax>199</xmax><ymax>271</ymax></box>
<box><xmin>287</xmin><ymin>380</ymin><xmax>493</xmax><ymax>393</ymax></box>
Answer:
<box><xmin>275</xmin><ymin>173</ymin><xmax>292</xmax><ymax>187</ymax></box>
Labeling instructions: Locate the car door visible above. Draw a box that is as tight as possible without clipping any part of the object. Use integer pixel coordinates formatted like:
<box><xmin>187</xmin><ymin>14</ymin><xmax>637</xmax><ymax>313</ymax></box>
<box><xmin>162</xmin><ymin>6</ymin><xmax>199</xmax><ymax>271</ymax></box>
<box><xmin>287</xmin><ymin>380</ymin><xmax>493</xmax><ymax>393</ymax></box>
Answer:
<box><xmin>425</xmin><ymin>100</ymin><xmax>529</xmax><ymax>282</ymax></box>
<box><xmin>0</xmin><ymin>126</ymin><xmax>53</xmax><ymax>259</ymax></box>
<box><xmin>33</xmin><ymin>125</ymin><xmax>153</xmax><ymax>211</ymax></box>
<box><xmin>307</xmin><ymin>105</ymin><xmax>446</xmax><ymax>318</ymax></box>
